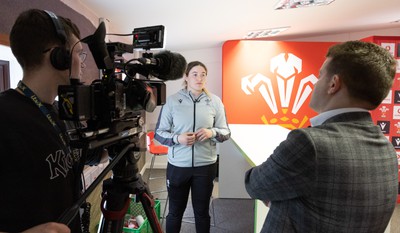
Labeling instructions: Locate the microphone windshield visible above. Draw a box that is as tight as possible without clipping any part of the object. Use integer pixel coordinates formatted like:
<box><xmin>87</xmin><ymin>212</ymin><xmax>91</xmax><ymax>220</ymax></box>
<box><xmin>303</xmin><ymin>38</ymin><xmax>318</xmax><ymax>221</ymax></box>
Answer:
<box><xmin>151</xmin><ymin>50</ymin><xmax>187</xmax><ymax>81</ymax></box>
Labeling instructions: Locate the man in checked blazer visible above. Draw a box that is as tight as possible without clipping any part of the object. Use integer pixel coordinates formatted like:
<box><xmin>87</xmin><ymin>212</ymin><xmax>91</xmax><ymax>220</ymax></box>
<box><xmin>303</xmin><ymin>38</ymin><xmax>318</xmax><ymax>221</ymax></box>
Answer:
<box><xmin>245</xmin><ymin>40</ymin><xmax>398</xmax><ymax>233</ymax></box>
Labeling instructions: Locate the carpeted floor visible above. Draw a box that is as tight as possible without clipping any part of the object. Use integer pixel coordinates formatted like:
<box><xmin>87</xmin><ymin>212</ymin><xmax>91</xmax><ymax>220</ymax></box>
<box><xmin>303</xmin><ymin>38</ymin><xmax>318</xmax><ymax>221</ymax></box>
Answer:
<box><xmin>144</xmin><ymin>169</ymin><xmax>255</xmax><ymax>233</ymax></box>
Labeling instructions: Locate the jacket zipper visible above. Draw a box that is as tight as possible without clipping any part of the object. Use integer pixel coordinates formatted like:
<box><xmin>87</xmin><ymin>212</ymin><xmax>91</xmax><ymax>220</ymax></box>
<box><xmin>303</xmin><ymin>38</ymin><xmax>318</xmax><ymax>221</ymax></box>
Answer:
<box><xmin>189</xmin><ymin>92</ymin><xmax>201</xmax><ymax>167</ymax></box>
<box><xmin>192</xmin><ymin>98</ymin><xmax>198</xmax><ymax>167</ymax></box>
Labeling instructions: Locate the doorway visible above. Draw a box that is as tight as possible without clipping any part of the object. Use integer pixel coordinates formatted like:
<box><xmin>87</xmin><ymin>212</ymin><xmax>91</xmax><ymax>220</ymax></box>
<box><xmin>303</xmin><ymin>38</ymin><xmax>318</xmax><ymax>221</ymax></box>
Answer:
<box><xmin>0</xmin><ymin>60</ymin><xmax>10</xmax><ymax>91</ymax></box>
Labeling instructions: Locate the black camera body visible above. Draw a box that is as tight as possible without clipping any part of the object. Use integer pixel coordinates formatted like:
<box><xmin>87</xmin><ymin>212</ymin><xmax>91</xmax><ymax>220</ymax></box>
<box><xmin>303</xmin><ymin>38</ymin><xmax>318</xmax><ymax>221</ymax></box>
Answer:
<box><xmin>57</xmin><ymin>23</ymin><xmax>184</xmax><ymax>149</ymax></box>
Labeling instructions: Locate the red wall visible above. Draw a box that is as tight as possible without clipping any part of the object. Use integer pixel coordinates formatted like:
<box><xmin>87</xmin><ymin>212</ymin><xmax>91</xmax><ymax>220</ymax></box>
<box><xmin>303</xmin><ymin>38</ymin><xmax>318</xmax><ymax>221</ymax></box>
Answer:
<box><xmin>364</xmin><ymin>36</ymin><xmax>400</xmax><ymax>202</ymax></box>
<box><xmin>222</xmin><ymin>40</ymin><xmax>336</xmax><ymax>129</ymax></box>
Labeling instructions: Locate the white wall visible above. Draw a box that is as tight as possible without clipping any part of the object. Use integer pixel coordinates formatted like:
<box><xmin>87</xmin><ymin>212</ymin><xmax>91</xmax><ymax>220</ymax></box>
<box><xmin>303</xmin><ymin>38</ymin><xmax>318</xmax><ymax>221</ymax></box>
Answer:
<box><xmin>0</xmin><ymin>45</ymin><xmax>22</xmax><ymax>89</ymax></box>
<box><xmin>290</xmin><ymin>27</ymin><xmax>400</xmax><ymax>42</ymax></box>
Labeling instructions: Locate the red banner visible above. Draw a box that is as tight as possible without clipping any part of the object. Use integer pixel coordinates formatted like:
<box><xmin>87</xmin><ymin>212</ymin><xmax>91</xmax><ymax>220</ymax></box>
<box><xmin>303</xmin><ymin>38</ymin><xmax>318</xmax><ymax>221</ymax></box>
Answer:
<box><xmin>222</xmin><ymin>40</ymin><xmax>336</xmax><ymax>129</ymax></box>
<box><xmin>363</xmin><ymin>36</ymin><xmax>400</xmax><ymax>202</ymax></box>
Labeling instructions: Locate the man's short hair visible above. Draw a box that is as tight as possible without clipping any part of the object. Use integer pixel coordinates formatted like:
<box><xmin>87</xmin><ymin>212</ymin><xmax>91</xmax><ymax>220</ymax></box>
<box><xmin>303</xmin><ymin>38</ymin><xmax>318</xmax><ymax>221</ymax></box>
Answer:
<box><xmin>9</xmin><ymin>9</ymin><xmax>81</xmax><ymax>70</ymax></box>
<box><xmin>326</xmin><ymin>40</ymin><xmax>397</xmax><ymax>109</ymax></box>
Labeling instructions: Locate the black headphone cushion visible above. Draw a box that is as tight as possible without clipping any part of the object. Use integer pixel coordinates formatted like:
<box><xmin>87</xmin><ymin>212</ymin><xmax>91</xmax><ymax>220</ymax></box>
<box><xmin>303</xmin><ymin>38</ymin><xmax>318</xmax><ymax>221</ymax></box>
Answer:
<box><xmin>50</xmin><ymin>47</ymin><xmax>71</xmax><ymax>70</ymax></box>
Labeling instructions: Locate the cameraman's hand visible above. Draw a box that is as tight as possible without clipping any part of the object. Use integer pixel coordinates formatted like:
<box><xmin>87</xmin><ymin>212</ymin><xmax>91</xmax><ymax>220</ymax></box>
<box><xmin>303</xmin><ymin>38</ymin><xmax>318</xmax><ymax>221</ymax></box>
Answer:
<box><xmin>18</xmin><ymin>222</ymin><xmax>70</xmax><ymax>233</ymax></box>
<box><xmin>178</xmin><ymin>132</ymin><xmax>196</xmax><ymax>146</ymax></box>
<box><xmin>195</xmin><ymin>128</ymin><xmax>213</xmax><ymax>142</ymax></box>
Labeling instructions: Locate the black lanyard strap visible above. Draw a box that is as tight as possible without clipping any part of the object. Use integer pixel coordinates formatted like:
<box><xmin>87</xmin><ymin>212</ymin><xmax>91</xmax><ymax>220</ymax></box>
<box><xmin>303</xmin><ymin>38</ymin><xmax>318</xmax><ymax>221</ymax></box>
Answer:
<box><xmin>17</xmin><ymin>81</ymin><xmax>71</xmax><ymax>155</ymax></box>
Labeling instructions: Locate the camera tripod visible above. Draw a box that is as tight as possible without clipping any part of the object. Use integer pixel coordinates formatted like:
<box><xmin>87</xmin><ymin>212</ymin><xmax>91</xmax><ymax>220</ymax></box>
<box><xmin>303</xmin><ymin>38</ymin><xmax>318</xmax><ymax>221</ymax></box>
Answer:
<box><xmin>58</xmin><ymin>135</ymin><xmax>163</xmax><ymax>233</ymax></box>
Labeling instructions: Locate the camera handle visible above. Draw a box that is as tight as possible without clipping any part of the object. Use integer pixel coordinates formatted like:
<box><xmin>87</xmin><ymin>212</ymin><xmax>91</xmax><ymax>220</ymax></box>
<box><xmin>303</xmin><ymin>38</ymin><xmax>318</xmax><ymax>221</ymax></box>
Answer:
<box><xmin>58</xmin><ymin>139</ymin><xmax>163</xmax><ymax>233</ymax></box>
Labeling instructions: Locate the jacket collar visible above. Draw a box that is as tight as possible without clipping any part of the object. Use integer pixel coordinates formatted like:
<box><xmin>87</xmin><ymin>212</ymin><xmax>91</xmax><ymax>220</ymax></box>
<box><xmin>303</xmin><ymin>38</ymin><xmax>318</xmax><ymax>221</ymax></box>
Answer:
<box><xmin>310</xmin><ymin>108</ymin><xmax>369</xmax><ymax>126</ymax></box>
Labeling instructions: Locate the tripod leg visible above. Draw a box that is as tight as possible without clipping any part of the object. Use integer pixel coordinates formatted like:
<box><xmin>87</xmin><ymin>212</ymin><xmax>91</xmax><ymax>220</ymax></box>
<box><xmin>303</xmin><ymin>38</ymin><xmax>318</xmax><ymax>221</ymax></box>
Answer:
<box><xmin>98</xmin><ymin>178</ymin><xmax>131</xmax><ymax>233</ymax></box>
<box><xmin>95</xmin><ymin>136</ymin><xmax>163</xmax><ymax>233</ymax></box>
<box><xmin>139</xmin><ymin>192</ymin><xmax>163</xmax><ymax>233</ymax></box>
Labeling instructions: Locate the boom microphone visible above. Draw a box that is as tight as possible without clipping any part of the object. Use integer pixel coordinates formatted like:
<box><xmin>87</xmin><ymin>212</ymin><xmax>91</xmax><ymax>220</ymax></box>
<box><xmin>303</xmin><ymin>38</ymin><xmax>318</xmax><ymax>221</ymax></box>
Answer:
<box><xmin>138</xmin><ymin>50</ymin><xmax>187</xmax><ymax>81</ymax></box>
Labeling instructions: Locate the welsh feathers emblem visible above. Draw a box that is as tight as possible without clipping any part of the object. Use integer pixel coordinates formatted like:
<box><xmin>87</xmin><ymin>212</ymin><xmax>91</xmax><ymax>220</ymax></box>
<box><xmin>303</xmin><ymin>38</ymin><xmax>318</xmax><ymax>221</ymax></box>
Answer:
<box><xmin>241</xmin><ymin>53</ymin><xmax>317</xmax><ymax>129</ymax></box>
<box><xmin>222</xmin><ymin>40</ymin><xmax>336</xmax><ymax>129</ymax></box>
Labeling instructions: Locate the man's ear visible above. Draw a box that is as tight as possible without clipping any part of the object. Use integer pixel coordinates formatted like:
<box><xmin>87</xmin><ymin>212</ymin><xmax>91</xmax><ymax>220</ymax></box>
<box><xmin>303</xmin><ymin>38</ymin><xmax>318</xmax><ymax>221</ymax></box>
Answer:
<box><xmin>327</xmin><ymin>74</ymin><xmax>341</xmax><ymax>95</ymax></box>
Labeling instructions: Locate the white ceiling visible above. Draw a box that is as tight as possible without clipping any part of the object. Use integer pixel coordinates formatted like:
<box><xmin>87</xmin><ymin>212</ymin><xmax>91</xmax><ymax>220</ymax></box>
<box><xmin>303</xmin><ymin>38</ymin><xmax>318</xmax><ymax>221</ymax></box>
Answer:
<box><xmin>79</xmin><ymin>0</ymin><xmax>400</xmax><ymax>51</ymax></box>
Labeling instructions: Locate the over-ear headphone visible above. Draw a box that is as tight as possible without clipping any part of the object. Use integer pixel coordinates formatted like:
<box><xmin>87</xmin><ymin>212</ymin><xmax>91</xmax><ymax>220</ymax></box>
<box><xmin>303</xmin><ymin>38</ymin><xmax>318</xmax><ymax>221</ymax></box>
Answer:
<box><xmin>43</xmin><ymin>10</ymin><xmax>71</xmax><ymax>70</ymax></box>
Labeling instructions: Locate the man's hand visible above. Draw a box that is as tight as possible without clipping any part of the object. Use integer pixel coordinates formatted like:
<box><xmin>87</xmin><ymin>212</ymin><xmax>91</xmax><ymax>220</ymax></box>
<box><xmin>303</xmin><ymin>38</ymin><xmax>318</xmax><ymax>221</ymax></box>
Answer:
<box><xmin>262</xmin><ymin>200</ymin><xmax>271</xmax><ymax>208</ymax></box>
<box><xmin>18</xmin><ymin>222</ymin><xmax>70</xmax><ymax>233</ymax></box>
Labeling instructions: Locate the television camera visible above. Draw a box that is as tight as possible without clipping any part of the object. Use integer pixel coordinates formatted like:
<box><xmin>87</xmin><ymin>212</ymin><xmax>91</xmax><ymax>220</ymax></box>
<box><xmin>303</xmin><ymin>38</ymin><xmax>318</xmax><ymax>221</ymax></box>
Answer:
<box><xmin>58</xmin><ymin>23</ymin><xmax>186</xmax><ymax>149</ymax></box>
<box><xmin>57</xmin><ymin>22</ymin><xmax>186</xmax><ymax>233</ymax></box>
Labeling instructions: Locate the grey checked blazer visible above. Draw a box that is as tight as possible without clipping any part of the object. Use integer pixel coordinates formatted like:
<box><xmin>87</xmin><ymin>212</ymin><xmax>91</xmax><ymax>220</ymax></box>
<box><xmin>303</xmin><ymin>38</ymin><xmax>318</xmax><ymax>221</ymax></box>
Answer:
<box><xmin>245</xmin><ymin>112</ymin><xmax>398</xmax><ymax>233</ymax></box>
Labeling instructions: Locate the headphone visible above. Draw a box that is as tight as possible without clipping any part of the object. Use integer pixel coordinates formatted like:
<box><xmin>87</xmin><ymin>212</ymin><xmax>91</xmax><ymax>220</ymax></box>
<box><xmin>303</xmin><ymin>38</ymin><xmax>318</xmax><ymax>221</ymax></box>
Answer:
<box><xmin>43</xmin><ymin>10</ymin><xmax>71</xmax><ymax>70</ymax></box>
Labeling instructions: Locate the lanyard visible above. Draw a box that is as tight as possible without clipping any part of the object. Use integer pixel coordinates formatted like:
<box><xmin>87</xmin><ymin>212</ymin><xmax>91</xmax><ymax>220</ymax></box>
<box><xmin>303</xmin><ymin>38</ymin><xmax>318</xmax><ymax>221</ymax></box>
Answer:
<box><xmin>17</xmin><ymin>81</ymin><xmax>71</xmax><ymax>156</ymax></box>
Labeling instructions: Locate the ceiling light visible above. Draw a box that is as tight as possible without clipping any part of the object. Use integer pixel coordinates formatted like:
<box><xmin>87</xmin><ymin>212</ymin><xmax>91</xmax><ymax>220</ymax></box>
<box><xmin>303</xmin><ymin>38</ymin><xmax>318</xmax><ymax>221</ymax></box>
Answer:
<box><xmin>274</xmin><ymin>0</ymin><xmax>335</xmax><ymax>10</ymax></box>
<box><xmin>244</xmin><ymin>27</ymin><xmax>290</xmax><ymax>39</ymax></box>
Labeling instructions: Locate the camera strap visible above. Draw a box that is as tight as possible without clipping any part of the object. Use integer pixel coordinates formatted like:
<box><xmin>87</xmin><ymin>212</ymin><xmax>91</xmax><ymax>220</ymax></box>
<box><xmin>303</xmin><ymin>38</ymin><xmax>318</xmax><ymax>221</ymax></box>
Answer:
<box><xmin>17</xmin><ymin>81</ymin><xmax>72</xmax><ymax>156</ymax></box>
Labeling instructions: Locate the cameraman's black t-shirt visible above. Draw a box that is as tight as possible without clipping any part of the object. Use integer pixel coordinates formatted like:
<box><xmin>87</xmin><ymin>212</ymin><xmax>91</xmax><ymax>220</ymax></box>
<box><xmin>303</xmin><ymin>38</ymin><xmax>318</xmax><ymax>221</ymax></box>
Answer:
<box><xmin>0</xmin><ymin>89</ymin><xmax>82</xmax><ymax>232</ymax></box>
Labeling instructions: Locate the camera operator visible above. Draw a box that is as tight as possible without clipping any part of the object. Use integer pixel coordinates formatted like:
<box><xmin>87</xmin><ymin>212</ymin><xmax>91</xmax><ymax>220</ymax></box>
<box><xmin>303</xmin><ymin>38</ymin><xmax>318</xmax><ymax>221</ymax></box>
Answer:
<box><xmin>0</xmin><ymin>9</ymin><xmax>96</xmax><ymax>233</ymax></box>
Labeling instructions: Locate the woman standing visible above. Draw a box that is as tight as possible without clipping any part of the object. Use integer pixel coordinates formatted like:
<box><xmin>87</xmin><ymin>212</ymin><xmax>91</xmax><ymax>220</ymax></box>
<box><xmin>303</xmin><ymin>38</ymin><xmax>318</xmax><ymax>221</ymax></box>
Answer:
<box><xmin>155</xmin><ymin>61</ymin><xmax>230</xmax><ymax>233</ymax></box>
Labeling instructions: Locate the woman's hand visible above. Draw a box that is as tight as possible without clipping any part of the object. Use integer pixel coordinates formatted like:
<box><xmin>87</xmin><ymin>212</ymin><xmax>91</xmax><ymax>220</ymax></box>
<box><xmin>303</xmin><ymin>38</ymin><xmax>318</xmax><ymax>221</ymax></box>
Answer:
<box><xmin>195</xmin><ymin>128</ymin><xmax>213</xmax><ymax>142</ymax></box>
<box><xmin>178</xmin><ymin>132</ymin><xmax>196</xmax><ymax>146</ymax></box>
